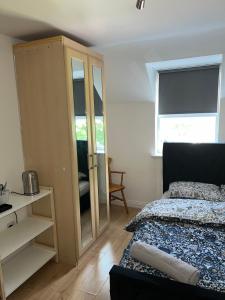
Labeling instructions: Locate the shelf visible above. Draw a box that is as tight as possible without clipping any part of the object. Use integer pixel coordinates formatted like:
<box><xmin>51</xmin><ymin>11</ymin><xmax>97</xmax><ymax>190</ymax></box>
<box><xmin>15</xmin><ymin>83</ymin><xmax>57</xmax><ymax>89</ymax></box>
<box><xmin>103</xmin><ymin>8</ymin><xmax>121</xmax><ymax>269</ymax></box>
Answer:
<box><xmin>2</xmin><ymin>244</ymin><xmax>56</xmax><ymax>297</ymax></box>
<box><xmin>0</xmin><ymin>189</ymin><xmax>51</xmax><ymax>220</ymax></box>
<box><xmin>0</xmin><ymin>217</ymin><xmax>54</xmax><ymax>260</ymax></box>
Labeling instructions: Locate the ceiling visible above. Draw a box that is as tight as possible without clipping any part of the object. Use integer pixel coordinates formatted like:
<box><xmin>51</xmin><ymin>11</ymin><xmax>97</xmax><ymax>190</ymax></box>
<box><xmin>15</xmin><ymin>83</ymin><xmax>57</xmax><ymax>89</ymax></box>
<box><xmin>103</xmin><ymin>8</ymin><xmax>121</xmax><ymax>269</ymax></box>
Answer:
<box><xmin>0</xmin><ymin>0</ymin><xmax>225</xmax><ymax>46</ymax></box>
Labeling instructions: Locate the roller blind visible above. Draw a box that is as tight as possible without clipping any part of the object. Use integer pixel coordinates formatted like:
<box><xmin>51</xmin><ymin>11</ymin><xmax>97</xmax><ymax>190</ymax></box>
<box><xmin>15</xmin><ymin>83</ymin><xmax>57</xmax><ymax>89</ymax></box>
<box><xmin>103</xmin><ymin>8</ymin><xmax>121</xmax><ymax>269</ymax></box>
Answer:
<box><xmin>158</xmin><ymin>65</ymin><xmax>219</xmax><ymax>115</ymax></box>
<box><xmin>73</xmin><ymin>79</ymin><xmax>103</xmax><ymax>116</ymax></box>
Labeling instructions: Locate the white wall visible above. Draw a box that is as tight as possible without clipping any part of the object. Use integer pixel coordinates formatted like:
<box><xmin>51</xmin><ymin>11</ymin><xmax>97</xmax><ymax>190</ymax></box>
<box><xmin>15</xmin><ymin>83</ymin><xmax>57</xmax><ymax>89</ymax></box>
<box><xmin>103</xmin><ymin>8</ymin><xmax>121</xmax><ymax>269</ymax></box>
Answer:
<box><xmin>107</xmin><ymin>102</ymin><xmax>162</xmax><ymax>208</ymax></box>
<box><xmin>0</xmin><ymin>34</ymin><xmax>25</xmax><ymax>230</ymax></box>
<box><xmin>98</xmin><ymin>28</ymin><xmax>225</xmax><ymax>208</ymax></box>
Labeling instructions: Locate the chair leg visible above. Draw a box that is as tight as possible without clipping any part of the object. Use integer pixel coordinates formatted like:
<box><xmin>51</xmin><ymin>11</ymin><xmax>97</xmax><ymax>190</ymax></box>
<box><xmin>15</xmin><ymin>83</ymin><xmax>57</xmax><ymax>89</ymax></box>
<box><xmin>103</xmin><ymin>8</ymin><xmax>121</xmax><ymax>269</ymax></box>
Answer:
<box><xmin>121</xmin><ymin>189</ymin><xmax>128</xmax><ymax>214</ymax></box>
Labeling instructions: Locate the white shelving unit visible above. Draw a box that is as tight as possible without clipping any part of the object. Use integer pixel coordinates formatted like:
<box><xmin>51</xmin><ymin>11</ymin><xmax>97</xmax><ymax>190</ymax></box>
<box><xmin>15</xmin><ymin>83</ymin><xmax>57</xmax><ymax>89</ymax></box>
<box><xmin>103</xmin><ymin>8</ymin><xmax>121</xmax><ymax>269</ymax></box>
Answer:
<box><xmin>0</xmin><ymin>189</ymin><xmax>51</xmax><ymax>220</ymax></box>
<box><xmin>3</xmin><ymin>244</ymin><xmax>56</xmax><ymax>297</ymax></box>
<box><xmin>0</xmin><ymin>187</ymin><xmax>58</xmax><ymax>300</ymax></box>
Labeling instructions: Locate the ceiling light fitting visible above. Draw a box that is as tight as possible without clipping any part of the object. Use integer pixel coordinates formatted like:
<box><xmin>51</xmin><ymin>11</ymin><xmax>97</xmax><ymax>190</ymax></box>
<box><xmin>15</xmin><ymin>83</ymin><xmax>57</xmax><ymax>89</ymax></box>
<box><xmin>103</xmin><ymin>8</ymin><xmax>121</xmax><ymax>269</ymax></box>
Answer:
<box><xmin>136</xmin><ymin>0</ymin><xmax>145</xmax><ymax>10</ymax></box>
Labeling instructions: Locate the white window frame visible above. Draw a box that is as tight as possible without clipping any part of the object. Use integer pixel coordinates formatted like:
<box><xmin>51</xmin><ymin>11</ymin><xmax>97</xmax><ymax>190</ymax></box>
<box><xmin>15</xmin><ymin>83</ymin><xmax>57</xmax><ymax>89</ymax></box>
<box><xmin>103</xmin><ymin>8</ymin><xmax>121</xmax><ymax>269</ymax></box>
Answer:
<box><xmin>155</xmin><ymin>64</ymin><xmax>222</xmax><ymax>156</ymax></box>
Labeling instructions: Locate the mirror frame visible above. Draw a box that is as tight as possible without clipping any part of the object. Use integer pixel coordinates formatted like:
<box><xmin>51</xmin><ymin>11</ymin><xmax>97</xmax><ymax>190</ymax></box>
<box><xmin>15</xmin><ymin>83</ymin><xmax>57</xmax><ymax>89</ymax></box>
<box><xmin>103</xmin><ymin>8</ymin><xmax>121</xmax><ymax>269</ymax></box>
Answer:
<box><xmin>88</xmin><ymin>57</ymin><xmax>110</xmax><ymax>236</ymax></box>
<box><xmin>65</xmin><ymin>48</ymin><xmax>97</xmax><ymax>258</ymax></box>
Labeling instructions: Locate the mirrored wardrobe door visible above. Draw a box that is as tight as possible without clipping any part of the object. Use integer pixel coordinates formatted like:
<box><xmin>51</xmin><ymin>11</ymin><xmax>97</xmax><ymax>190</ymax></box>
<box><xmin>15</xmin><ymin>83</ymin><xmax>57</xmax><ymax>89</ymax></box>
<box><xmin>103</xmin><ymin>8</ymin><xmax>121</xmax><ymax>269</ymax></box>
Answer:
<box><xmin>67</xmin><ymin>49</ymin><xmax>96</xmax><ymax>256</ymax></box>
<box><xmin>89</xmin><ymin>58</ymin><xmax>109</xmax><ymax>235</ymax></box>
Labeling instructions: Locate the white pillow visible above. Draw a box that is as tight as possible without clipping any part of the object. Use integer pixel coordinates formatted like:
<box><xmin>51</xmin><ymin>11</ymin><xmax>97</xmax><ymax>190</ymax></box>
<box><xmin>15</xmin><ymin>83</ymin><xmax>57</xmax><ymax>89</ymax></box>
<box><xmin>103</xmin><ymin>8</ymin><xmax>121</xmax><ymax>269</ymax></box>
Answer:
<box><xmin>168</xmin><ymin>181</ymin><xmax>225</xmax><ymax>202</ymax></box>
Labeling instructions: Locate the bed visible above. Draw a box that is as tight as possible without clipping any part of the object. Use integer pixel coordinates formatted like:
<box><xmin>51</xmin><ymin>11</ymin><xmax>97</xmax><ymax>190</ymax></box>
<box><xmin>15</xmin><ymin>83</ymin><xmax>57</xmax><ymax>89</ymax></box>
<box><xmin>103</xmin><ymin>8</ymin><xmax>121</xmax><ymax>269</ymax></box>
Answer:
<box><xmin>109</xmin><ymin>142</ymin><xmax>225</xmax><ymax>300</ymax></box>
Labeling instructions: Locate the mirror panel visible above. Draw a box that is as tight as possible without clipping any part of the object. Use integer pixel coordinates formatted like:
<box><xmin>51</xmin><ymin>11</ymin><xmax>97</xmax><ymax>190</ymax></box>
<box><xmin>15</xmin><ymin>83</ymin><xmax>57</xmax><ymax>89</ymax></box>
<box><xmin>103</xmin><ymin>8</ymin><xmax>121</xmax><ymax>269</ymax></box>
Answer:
<box><xmin>92</xmin><ymin>65</ymin><xmax>108</xmax><ymax>231</ymax></box>
<box><xmin>72</xmin><ymin>58</ymin><xmax>93</xmax><ymax>249</ymax></box>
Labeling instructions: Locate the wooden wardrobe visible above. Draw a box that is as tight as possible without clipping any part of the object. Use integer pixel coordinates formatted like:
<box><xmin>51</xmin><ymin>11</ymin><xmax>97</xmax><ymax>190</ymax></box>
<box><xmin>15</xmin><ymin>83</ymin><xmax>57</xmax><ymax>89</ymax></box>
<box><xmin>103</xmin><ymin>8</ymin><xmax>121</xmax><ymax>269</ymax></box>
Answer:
<box><xmin>13</xmin><ymin>36</ymin><xmax>110</xmax><ymax>265</ymax></box>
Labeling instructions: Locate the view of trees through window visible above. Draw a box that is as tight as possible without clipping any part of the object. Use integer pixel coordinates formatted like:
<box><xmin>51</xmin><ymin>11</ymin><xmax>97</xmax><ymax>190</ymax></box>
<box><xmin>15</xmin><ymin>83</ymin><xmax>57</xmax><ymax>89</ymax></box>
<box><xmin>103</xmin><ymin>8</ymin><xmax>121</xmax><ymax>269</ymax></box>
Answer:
<box><xmin>75</xmin><ymin>116</ymin><xmax>105</xmax><ymax>152</ymax></box>
<box><xmin>156</xmin><ymin>115</ymin><xmax>217</xmax><ymax>154</ymax></box>
<box><xmin>94</xmin><ymin>117</ymin><xmax>105</xmax><ymax>152</ymax></box>
<box><xmin>75</xmin><ymin>117</ymin><xmax>88</xmax><ymax>140</ymax></box>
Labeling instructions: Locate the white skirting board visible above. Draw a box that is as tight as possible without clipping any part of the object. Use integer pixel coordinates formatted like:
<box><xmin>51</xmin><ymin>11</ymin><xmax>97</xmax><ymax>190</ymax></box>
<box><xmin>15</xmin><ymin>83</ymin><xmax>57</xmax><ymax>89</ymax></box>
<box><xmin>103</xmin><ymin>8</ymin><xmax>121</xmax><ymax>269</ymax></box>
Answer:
<box><xmin>111</xmin><ymin>200</ymin><xmax>148</xmax><ymax>209</ymax></box>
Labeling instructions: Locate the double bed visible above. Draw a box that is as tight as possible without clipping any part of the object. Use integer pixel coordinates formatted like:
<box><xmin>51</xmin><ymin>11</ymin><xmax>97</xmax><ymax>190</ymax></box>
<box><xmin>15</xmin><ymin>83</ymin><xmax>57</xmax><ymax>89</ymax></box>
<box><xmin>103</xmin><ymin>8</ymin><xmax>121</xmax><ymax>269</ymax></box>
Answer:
<box><xmin>110</xmin><ymin>143</ymin><xmax>225</xmax><ymax>300</ymax></box>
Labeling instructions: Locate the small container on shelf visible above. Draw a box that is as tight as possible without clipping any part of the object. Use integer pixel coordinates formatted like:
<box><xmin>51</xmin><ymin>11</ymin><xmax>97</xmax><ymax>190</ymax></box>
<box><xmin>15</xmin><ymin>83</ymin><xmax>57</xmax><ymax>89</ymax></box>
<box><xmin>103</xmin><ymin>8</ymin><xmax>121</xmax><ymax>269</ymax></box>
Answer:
<box><xmin>0</xmin><ymin>190</ymin><xmax>10</xmax><ymax>206</ymax></box>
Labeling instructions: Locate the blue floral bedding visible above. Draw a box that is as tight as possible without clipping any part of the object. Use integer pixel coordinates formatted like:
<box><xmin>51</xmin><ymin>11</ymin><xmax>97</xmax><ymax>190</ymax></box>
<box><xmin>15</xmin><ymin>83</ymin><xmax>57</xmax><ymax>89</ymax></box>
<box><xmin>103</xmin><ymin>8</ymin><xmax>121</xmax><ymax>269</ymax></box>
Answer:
<box><xmin>120</xmin><ymin>198</ymin><xmax>225</xmax><ymax>293</ymax></box>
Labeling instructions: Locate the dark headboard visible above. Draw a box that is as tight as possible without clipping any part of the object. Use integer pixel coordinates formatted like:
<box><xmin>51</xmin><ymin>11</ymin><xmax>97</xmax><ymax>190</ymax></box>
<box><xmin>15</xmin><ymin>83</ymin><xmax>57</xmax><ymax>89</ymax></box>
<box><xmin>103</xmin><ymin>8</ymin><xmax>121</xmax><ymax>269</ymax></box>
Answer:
<box><xmin>163</xmin><ymin>142</ymin><xmax>225</xmax><ymax>192</ymax></box>
<box><xmin>76</xmin><ymin>140</ymin><xmax>89</xmax><ymax>177</ymax></box>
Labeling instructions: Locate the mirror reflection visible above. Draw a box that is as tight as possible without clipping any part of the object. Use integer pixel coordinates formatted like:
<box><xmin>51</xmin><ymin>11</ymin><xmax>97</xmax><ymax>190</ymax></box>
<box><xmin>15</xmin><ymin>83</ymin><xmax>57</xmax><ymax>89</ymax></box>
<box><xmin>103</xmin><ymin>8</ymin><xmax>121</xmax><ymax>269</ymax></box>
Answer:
<box><xmin>72</xmin><ymin>58</ymin><xmax>93</xmax><ymax>248</ymax></box>
<box><xmin>92</xmin><ymin>65</ymin><xmax>108</xmax><ymax>230</ymax></box>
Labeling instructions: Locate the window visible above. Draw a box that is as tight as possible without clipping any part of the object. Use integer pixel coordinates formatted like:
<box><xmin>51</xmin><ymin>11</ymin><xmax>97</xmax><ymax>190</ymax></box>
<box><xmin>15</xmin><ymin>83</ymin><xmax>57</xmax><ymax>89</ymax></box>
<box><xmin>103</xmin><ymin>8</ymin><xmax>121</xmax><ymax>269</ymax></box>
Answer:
<box><xmin>75</xmin><ymin>116</ymin><xmax>105</xmax><ymax>152</ymax></box>
<box><xmin>157</xmin><ymin>114</ymin><xmax>217</xmax><ymax>154</ymax></box>
<box><xmin>75</xmin><ymin>116</ymin><xmax>87</xmax><ymax>141</ymax></box>
<box><xmin>156</xmin><ymin>65</ymin><xmax>220</xmax><ymax>155</ymax></box>
<box><xmin>94</xmin><ymin>116</ymin><xmax>105</xmax><ymax>153</ymax></box>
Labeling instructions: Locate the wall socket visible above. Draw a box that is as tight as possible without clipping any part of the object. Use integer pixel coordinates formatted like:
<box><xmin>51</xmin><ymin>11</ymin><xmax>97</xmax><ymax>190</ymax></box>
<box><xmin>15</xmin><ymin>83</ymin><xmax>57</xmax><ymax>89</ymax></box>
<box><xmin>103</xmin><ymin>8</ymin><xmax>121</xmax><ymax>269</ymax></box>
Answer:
<box><xmin>7</xmin><ymin>221</ymin><xmax>15</xmax><ymax>228</ymax></box>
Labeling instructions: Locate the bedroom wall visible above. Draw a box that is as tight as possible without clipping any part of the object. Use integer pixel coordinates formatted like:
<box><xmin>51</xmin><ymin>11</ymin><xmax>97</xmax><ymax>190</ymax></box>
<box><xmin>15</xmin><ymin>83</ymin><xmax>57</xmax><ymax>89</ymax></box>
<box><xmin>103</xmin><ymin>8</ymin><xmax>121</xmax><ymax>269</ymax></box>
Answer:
<box><xmin>107</xmin><ymin>102</ymin><xmax>162</xmax><ymax>208</ymax></box>
<box><xmin>99</xmin><ymin>27</ymin><xmax>225</xmax><ymax>208</ymax></box>
<box><xmin>0</xmin><ymin>34</ymin><xmax>25</xmax><ymax>230</ymax></box>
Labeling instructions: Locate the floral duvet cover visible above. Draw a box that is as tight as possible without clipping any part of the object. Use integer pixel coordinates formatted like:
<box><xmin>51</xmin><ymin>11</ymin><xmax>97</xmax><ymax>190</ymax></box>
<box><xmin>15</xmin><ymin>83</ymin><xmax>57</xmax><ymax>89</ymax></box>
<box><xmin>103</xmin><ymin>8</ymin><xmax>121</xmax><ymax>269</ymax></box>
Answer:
<box><xmin>120</xmin><ymin>198</ymin><xmax>225</xmax><ymax>293</ymax></box>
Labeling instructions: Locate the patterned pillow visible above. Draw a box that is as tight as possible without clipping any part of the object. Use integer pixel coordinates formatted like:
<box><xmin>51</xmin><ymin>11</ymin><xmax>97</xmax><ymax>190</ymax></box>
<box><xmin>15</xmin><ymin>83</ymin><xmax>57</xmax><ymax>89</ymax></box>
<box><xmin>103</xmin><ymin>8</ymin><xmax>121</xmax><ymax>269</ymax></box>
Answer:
<box><xmin>168</xmin><ymin>181</ymin><xmax>225</xmax><ymax>202</ymax></box>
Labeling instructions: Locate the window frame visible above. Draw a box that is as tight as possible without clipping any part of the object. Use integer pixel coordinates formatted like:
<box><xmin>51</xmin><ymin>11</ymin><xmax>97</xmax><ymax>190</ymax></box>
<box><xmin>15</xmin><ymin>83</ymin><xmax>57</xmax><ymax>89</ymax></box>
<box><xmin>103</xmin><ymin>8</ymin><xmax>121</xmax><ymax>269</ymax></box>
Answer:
<box><xmin>155</xmin><ymin>65</ymin><xmax>222</xmax><ymax>156</ymax></box>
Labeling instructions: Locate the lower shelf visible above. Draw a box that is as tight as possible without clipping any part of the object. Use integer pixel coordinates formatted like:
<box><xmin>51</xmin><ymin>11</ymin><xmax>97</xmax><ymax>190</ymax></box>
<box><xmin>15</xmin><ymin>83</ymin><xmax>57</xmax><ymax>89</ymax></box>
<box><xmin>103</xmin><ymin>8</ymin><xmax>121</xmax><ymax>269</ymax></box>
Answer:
<box><xmin>2</xmin><ymin>244</ymin><xmax>56</xmax><ymax>297</ymax></box>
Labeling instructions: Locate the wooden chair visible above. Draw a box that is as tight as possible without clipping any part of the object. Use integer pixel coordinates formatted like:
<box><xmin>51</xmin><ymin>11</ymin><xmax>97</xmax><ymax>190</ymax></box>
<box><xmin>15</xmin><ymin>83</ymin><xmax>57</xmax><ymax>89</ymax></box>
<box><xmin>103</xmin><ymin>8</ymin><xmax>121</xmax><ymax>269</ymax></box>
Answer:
<box><xmin>108</xmin><ymin>157</ymin><xmax>128</xmax><ymax>214</ymax></box>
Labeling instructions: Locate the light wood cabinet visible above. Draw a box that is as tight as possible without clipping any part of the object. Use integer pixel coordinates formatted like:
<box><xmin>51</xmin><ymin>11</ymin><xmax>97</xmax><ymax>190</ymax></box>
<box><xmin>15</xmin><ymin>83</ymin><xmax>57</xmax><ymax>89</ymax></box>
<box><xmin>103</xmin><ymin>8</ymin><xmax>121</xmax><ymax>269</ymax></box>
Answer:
<box><xmin>13</xmin><ymin>36</ymin><xmax>109</xmax><ymax>265</ymax></box>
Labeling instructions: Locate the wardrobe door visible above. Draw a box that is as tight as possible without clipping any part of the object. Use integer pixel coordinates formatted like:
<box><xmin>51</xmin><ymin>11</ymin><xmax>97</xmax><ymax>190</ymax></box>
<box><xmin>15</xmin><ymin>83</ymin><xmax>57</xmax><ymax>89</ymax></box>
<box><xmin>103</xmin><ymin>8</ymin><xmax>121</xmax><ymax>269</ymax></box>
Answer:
<box><xmin>89</xmin><ymin>57</ymin><xmax>110</xmax><ymax>235</ymax></box>
<box><xmin>65</xmin><ymin>49</ymin><xmax>96</xmax><ymax>256</ymax></box>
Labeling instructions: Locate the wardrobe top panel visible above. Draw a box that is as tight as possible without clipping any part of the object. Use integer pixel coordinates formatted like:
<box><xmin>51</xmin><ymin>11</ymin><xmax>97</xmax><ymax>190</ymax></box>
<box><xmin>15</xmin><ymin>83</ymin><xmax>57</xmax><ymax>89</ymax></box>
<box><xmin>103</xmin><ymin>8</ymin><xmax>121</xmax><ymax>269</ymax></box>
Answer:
<box><xmin>13</xmin><ymin>35</ymin><xmax>103</xmax><ymax>60</ymax></box>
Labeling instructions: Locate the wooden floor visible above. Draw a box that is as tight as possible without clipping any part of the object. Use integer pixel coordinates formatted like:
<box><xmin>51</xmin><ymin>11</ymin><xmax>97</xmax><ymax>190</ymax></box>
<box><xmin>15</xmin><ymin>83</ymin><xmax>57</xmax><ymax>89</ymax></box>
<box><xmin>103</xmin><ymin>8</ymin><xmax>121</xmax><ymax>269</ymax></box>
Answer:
<box><xmin>8</xmin><ymin>205</ymin><xmax>139</xmax><ymax>300</ymax></box>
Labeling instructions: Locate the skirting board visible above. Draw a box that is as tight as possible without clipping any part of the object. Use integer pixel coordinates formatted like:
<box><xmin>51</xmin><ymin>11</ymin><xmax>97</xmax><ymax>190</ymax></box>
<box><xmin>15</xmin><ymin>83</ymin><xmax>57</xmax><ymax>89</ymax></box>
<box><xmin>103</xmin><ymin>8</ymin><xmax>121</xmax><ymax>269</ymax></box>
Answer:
<box><xmin>111</xmin><ymin>200</ymin><xmax>148</xmax><ymax>209</ymax></box>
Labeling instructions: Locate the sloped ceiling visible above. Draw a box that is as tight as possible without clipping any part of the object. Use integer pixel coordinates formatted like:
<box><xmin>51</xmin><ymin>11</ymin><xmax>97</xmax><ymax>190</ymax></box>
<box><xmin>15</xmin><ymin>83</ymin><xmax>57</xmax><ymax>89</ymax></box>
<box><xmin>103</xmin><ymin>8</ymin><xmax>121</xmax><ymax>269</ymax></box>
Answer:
<box><xmin>0</xmin><ymin>0</ymin><xmax>225</xmax><ymax>46</ymax></box>
<box><xmin>98</xmin><ymin>27</ymin><xmax>225</xmax><ymax>103</ymax></box>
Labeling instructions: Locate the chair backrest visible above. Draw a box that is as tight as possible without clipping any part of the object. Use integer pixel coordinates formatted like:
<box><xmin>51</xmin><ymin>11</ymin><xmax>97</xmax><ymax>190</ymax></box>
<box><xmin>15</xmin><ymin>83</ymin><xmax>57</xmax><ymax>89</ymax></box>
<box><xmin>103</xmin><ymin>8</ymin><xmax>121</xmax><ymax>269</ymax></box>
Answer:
<box><xmin>108</xmin><ymin>157</ymin><xmax>112</xmax><ymax>185</ymax></box>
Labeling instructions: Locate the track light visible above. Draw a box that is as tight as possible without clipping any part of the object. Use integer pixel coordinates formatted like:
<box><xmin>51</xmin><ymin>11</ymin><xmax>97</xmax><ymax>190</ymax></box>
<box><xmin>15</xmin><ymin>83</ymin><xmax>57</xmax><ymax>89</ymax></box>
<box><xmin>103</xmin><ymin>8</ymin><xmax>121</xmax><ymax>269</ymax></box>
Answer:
<box><xmin>136</xmin><ymin>0</ymin><xmax>145</xmax><ymax>10</ymax></box>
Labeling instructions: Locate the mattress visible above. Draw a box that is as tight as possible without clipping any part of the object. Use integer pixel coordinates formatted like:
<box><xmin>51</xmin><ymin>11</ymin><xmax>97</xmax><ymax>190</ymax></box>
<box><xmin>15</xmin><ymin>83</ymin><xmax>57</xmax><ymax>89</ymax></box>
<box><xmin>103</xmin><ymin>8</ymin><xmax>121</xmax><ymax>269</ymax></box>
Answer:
<box><xmin>120</xmin><ymin>198</ymin><xmax>225</xmax><ymax>294</ymax></box>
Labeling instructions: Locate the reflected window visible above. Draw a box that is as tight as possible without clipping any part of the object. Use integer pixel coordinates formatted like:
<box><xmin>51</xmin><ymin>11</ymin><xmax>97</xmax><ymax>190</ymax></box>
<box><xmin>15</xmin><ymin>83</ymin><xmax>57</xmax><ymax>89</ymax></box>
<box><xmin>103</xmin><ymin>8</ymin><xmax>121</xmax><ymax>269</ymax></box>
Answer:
<box><xmin>75</xmin><ymin>116</ymin><xmax>88</xmax><ymax>141</ymax></box>
<box><xmin>93</xmin><ymin>66</ymin><xmax>105</xmax><ymax>154</ymax></box>
<box><xmin>95</xmin><ymin>116</ymin><xmax>104</xmax><ymax>152</ymax></box>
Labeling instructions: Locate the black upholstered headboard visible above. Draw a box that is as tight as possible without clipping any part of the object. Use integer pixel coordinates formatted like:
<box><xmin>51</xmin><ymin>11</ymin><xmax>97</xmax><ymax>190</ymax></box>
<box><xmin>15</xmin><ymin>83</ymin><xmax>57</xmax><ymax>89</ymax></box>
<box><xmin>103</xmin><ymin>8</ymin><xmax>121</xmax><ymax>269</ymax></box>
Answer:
<box><xmin>163</xmin><ymin>142</ymin><xmax>225</xmax><ymax>192</ymax></box>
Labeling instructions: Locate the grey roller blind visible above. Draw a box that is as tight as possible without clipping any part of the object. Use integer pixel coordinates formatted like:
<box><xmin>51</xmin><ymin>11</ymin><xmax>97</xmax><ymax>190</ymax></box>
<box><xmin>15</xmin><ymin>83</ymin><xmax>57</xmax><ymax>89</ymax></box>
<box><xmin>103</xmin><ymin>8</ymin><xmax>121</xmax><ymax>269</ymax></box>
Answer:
<box><xmin>73</xmin><ymin>79</ymin><xmax>103</xmax><ymax>116</ymax></box>
<box><xmin>158</xmin><ymin>65</ymin><xmax>219</xmax><ymax>115</ymax></box>
<box><xmin>73</xmin><ymin>79</ymin><xmax>86</xmax><ymax>116</ymax></box>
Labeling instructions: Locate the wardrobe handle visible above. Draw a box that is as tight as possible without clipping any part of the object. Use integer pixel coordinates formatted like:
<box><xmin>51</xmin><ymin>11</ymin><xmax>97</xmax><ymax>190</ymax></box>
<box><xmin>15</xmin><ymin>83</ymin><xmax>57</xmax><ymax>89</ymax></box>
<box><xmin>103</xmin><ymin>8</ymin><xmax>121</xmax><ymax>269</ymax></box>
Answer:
<box><xmin>88</xmin><ymin>154</ymin><xmax>94</xmax><ymax>170</ymax></box>
<box><xmin>89</xmin><ymin>165</ymin><xmax>98</xmax><ymax>170</ymax></box>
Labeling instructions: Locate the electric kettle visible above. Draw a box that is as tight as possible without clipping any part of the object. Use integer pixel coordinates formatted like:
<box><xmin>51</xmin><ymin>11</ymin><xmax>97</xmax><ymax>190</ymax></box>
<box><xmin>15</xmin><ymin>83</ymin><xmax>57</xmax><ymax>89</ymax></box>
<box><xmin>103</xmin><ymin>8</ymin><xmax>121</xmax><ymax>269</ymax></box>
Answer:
<box><xmin>22</xmin><ymin>170</ymin><xmax>40</xmax><ymax>195</ymax></box>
